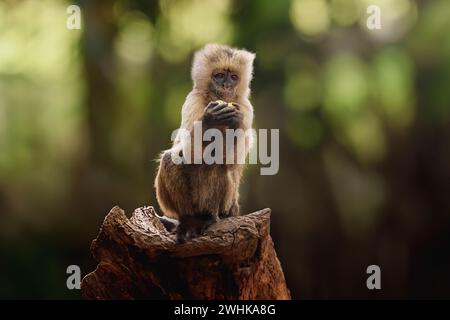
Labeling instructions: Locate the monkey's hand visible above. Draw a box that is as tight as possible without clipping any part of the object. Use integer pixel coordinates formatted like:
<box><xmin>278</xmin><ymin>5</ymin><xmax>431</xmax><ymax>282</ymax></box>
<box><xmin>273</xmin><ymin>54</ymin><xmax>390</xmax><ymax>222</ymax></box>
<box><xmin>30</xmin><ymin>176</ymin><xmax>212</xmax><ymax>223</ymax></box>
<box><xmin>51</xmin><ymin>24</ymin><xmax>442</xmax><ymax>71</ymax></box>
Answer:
<box><xmin>203</xmin><ymin>101</ymin><xmax>243</xmax><ymax>129</ymax></box>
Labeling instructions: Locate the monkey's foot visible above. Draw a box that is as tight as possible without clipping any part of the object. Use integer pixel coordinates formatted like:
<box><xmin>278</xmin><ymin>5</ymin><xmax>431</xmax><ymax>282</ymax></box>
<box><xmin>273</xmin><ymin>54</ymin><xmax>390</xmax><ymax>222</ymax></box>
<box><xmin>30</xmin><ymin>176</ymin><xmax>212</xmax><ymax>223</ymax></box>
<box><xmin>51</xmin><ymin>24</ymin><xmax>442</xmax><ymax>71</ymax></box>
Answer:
<box><xmin>176</xmin><ymin>214</ymin><xmax>218</xmax><ymax>243</ymax></box>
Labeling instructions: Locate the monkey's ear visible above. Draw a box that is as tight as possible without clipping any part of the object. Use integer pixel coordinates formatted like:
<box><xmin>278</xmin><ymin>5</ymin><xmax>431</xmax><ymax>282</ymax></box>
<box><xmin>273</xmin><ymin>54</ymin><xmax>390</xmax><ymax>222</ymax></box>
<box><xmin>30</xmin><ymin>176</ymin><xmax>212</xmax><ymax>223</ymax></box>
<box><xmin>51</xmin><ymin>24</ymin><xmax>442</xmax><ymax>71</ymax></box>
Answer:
<box><xmin>240</xmin><ymin>50</ymin><xmax>255</xmax><ymax>82</ymax></box>
<box><xmin>191</xmin><ymin>47</ymin><xmax>212</xmax><ymax>85</ymax></box>
<box><xmin>244</xmin><ymin>51</ymin><xmax>256</xmax><ymax>65</ymax></box>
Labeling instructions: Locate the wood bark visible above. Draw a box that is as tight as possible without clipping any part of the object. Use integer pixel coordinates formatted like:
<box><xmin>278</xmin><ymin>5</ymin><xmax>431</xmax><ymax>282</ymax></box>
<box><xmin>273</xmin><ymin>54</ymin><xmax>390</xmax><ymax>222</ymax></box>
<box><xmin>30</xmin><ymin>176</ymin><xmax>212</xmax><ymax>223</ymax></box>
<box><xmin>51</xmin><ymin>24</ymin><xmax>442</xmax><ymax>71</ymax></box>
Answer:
<box><xmin>81</xmin><ymin>206</ymin><xmax>291</xmax><ymax>300</ymax></box>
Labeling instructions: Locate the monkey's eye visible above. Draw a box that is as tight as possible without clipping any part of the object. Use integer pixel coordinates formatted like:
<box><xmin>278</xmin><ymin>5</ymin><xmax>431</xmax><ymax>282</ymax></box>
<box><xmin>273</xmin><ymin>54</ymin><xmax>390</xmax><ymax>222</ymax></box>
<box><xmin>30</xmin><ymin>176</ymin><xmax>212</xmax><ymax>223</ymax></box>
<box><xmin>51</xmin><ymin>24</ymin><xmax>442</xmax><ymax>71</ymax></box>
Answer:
<box><xmin>230</xmin><ymin>74</ymin><xmax>239</xmax><ymax>81</ymax></box>
<box><xmin>214</xmin><ymin>73</ymin><xmax>225</xmax><ymax>79</ymax></box>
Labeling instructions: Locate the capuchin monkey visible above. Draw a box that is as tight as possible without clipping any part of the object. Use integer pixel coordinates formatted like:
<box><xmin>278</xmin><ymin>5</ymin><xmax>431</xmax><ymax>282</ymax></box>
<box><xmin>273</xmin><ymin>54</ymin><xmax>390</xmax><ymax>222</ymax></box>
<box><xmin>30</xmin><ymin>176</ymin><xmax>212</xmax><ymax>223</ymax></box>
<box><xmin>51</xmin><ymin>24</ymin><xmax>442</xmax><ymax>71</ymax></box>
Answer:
<box><xmin>155</xmin><ymin>44</ymin><xmax>255</xmax><ymax>242</ymax></box>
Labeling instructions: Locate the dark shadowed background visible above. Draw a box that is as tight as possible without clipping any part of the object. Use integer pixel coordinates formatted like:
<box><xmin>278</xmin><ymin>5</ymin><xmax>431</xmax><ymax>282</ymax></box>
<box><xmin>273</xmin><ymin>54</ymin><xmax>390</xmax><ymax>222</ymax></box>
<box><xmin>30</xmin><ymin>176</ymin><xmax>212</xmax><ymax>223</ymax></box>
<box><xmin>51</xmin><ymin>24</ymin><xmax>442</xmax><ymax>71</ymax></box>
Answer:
<box><xmin>1</xmin><ymin>0</ymin><xmax>450</xmax><ymax>299</ymax></box>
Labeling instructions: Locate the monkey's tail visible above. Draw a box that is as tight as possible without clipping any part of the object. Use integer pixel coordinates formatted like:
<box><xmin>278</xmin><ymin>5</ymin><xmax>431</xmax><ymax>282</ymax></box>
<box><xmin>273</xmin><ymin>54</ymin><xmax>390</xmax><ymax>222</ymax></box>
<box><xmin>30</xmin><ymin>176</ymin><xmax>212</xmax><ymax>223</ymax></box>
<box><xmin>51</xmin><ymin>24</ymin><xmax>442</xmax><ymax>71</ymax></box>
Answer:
<box><xmin>156</xmin><ymin>215</ymin><xmax>179</xmax><ymax>232</ymax></box>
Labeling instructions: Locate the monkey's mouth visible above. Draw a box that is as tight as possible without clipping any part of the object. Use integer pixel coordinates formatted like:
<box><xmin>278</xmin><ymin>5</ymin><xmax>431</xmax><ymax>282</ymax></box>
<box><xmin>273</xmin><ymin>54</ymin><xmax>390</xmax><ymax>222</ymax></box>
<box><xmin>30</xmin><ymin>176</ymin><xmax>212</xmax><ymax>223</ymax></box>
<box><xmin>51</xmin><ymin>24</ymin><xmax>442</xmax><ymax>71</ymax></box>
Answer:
<box><xmin>215</xmin><ymin>87</ymin><xmax>234</xmax><ymax>98</ymax></box>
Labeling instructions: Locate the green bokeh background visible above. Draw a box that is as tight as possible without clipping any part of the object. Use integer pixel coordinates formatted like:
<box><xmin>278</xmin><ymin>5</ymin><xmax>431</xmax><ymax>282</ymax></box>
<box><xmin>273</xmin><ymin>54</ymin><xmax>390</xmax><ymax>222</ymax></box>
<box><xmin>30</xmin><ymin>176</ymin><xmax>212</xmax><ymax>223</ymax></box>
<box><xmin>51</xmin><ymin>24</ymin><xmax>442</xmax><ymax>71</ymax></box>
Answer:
<box><xmin>1</xmin><ymin>0</ymin><xmax>450</xmax><ymax>299</ymax></box>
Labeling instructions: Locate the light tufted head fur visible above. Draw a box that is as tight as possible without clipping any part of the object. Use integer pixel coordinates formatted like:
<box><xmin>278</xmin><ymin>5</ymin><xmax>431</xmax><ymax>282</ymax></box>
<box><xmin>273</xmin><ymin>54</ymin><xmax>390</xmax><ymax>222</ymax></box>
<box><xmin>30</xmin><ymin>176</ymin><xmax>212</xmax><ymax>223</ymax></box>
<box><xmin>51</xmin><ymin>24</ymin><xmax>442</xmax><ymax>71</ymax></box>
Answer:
<box><xmin>191</xmin><ymin>44</ymin><xmax>255</xmax><ymax>99</ymax></box>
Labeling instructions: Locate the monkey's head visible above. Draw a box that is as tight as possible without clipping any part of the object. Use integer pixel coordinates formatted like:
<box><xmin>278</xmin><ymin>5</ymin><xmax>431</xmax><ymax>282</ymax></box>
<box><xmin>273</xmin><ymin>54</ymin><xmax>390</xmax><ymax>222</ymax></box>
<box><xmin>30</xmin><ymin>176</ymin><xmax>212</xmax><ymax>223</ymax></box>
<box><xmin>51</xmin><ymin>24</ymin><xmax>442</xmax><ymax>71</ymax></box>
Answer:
<box><xmin>191</xmin><ymin>44</ymin><xmax>255</xmax><ymax>100</ymax></box>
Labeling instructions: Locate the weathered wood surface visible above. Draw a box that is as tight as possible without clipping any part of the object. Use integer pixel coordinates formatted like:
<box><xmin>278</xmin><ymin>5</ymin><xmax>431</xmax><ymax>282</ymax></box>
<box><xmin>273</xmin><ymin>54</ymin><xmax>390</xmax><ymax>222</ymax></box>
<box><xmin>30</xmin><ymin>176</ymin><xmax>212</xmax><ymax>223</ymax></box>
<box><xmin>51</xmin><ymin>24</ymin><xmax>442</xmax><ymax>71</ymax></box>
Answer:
<box><xmin>81</xmin><ymin>206</ymin><xmax>291</xmax><ymax>300</ymax></box>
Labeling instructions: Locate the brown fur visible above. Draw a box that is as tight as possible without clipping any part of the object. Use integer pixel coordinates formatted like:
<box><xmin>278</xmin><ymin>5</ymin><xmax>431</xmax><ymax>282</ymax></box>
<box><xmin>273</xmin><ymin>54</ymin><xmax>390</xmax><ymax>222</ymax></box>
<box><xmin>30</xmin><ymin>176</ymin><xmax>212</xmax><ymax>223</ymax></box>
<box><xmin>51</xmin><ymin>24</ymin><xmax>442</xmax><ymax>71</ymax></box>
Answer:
<box><xmin>154</xmin><ymin>44</ymin><xmax>255</xmax><ymax>235</ymax></box>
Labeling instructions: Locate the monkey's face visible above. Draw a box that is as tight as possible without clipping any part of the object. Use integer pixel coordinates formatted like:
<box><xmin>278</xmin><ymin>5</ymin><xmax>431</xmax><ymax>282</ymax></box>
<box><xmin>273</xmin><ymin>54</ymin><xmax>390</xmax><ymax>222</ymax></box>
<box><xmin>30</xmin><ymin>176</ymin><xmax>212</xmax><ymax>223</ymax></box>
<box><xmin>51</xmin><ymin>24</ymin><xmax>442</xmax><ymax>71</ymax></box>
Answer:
<box><xmin>210</xmin><ymin>68</ymin><xmax>240</xmax><ymax>99</ymax></box>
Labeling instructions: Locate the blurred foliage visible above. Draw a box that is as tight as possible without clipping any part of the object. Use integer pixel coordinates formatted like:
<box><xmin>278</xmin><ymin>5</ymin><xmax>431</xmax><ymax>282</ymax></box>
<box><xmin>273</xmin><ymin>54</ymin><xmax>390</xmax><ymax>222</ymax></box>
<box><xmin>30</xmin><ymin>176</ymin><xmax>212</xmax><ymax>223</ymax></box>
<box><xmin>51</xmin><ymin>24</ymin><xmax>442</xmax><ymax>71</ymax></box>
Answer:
<box><xmin>1</xmin><ymin>0</ymin><xmax>450</xmax><ymax>299</ymax></box>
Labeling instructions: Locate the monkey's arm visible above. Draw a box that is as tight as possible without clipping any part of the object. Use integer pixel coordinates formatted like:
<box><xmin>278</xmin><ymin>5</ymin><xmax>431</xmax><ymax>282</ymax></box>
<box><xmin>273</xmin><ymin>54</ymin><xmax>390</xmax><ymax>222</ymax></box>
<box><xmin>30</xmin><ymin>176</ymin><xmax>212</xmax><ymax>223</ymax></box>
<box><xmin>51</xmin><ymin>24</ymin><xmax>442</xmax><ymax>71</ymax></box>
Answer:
<box><xmin>173</xmin><ymin>95</ymin><xmax>243</xmax><ymax>162</ymax></box>
<box><xmin>228</xmin><ymin>100</ymin><xmax>254</xmax><ymax>162</ymax></box>
<box><xmin>240</xmin><ymin>99</ymin><xmax>254</xmax><ymax>146</ymax></box>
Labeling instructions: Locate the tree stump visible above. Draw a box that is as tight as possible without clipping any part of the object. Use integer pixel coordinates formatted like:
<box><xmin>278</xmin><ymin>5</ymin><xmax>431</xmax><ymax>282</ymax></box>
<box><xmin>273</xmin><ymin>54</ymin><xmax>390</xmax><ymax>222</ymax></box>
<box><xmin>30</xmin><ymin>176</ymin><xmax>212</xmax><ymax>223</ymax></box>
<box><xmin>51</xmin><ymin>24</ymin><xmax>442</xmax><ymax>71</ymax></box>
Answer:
<box><xmin>81</xmin><ymin>206</ymin><xmax>291</xmax><ymax>300</ymax></box>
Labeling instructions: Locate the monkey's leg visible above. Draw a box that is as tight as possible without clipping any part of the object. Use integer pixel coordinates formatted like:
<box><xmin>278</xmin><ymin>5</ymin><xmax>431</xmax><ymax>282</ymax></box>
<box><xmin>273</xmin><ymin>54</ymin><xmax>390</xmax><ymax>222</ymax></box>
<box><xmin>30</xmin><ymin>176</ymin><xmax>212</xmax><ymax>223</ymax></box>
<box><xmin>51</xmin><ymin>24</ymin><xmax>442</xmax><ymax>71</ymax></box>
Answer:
<box><xmin>219</xmin><ymin>200</ymin><xmax>240</xmax><ymax>219</ymax></box>
<box><xmin>218</xmin><ymin>165</ymin><xmax>243</xmax><ymax>219</ymax></box>
<box><xmin>176</xmin><ymin>165</ymin><xmax>223</xmax><ymax>242</ymax></box>
<box><xmin>155</xmin><ymin>151</ymin><xmax>194</xmax><ymax>222</ymax></box>
<box><xmin>229</xmin><ymin>201</ymin><xmax>240</xmax><ymax>217</ymax></box>
<box><xmin>157</xmin><ymin>152</ymin><xmax>219</xmax><ymax>242</ymax></box>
